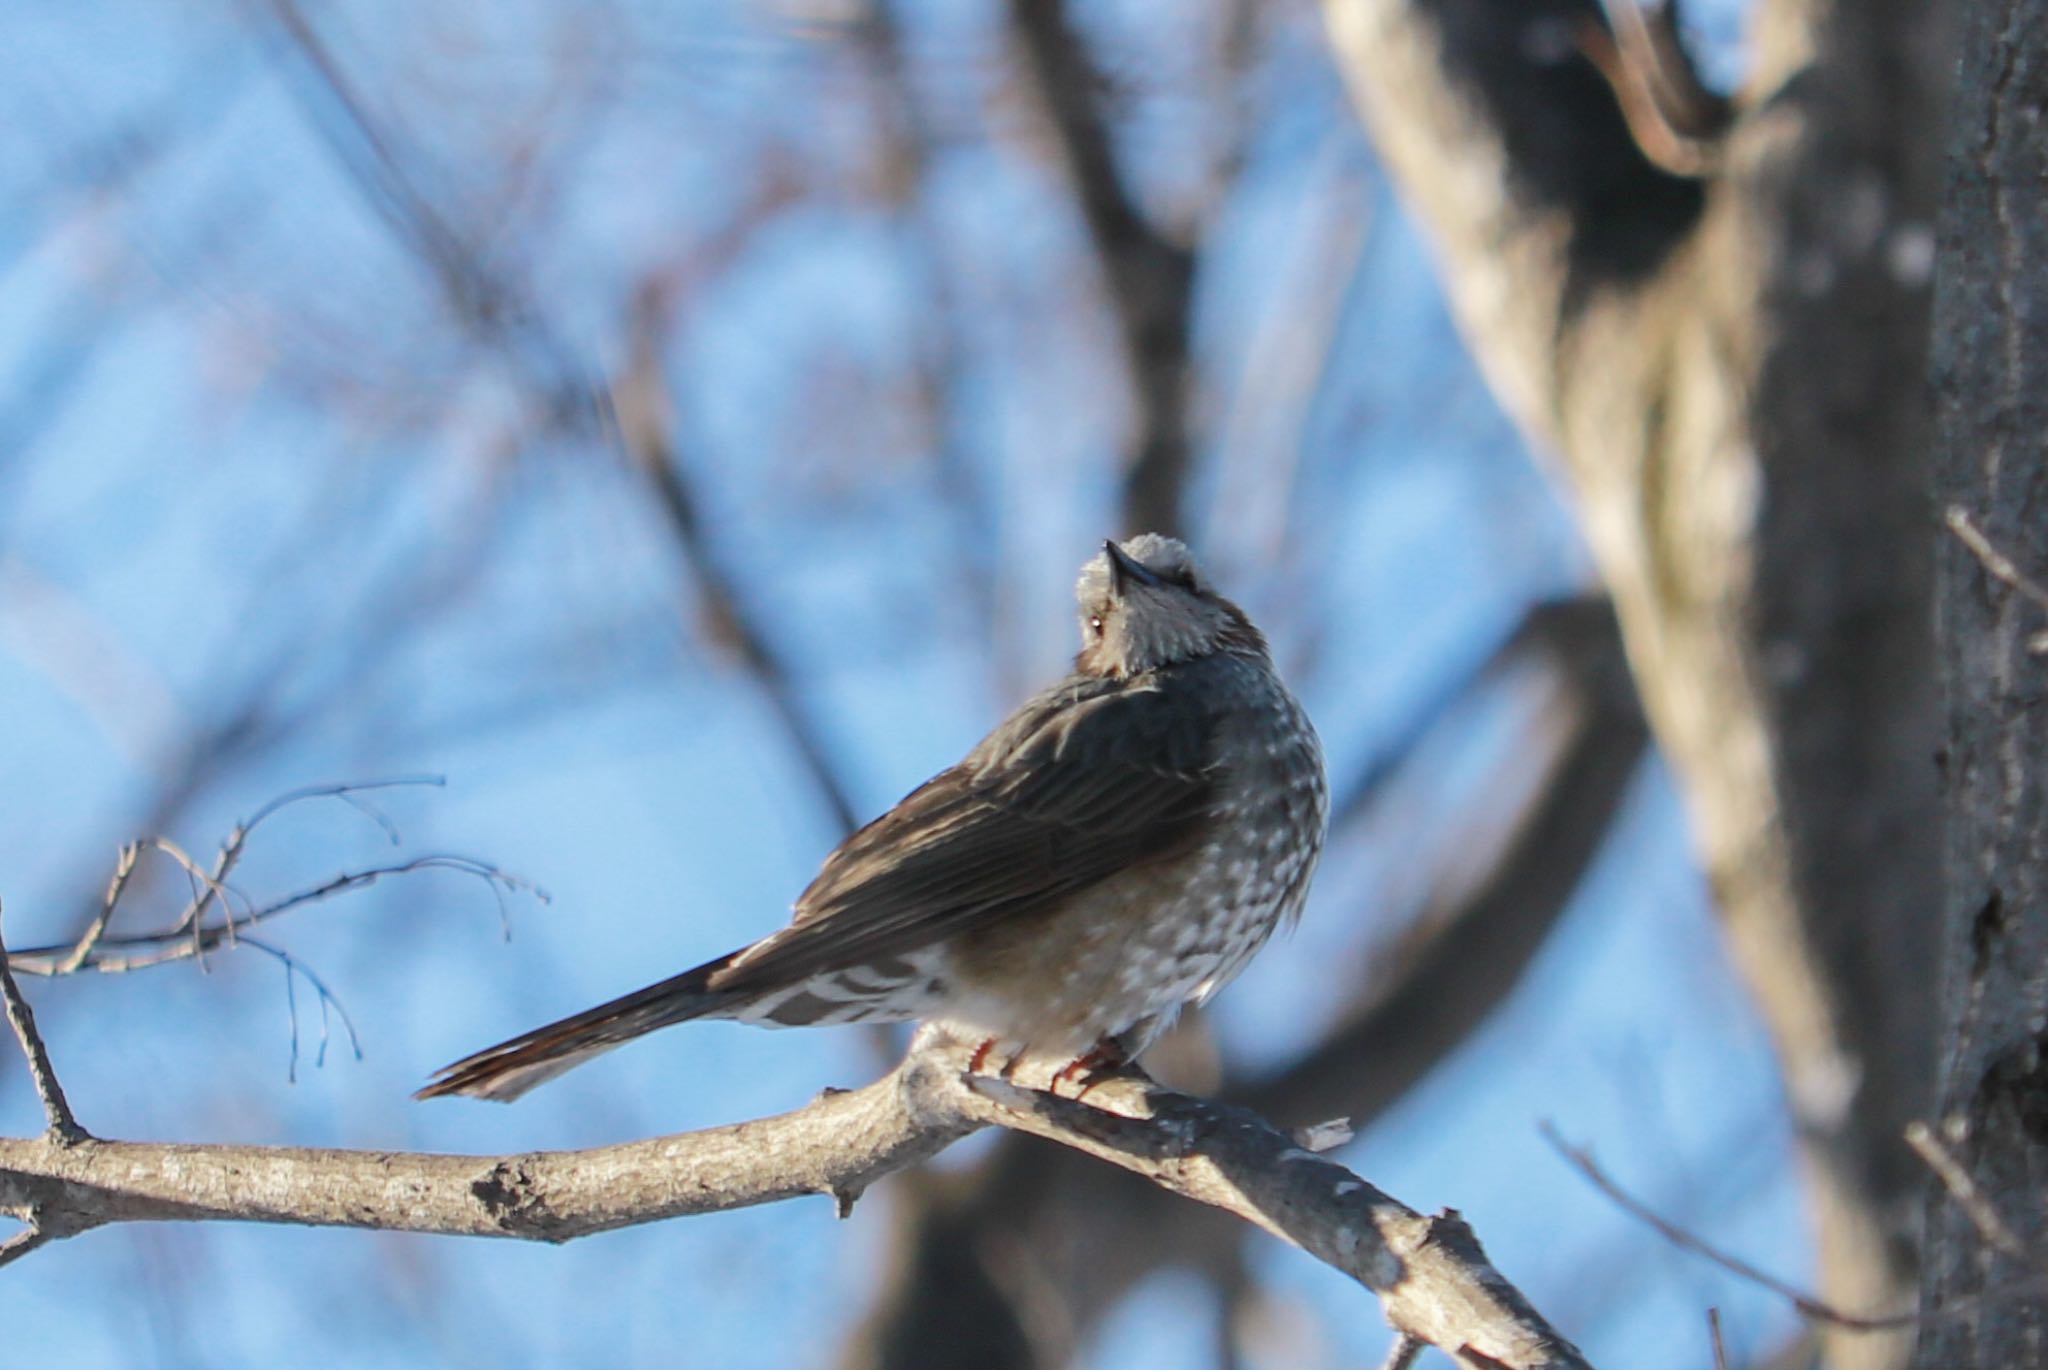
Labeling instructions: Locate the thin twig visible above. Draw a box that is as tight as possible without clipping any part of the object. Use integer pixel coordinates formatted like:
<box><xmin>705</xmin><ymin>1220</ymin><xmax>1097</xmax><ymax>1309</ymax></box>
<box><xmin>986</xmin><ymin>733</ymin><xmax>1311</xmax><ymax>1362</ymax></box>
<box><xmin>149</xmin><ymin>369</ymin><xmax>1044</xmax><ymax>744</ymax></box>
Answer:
<box><xmin>1946</xmin><ymin>505</ymin><xmax>2048</xmax><ymax>610</ymax></box>
<box><xmin>237</xmin><ymin>936</ymin><xmax>365</xmax><ymax>1082</ymax></box>
<box><xmin>10</xmin><ymin>854</ymin><xmax>546</xmax><ymax>978</ymax></box>
<box><xmin>55</xmin><ymin>841</ymin><xmax>139</xmax><ymax>975</ymax></box>
<box><xmin>1905</xmin><ymin>1118</ymin><xmax>2038</xmax><ymax>1266</ymax></box>
<box><xmin>0</xmin><ymin>900</ymin><xmax>87</xmax><ymax>1145</ymax></box>
<box><xmin>154</xmin><ymin>835</ymin><xmax>248</xmax><ymax>941</ymax></box>
<box><xmin>154</xmin><ymin>779</ymin><xmax>436</xmax><ymax>945</ymax></box>
<box><xmin>1541</xmin><ymin>1121</ymin><xmax>1914</xmax><ymax>1331</ymax></box>
<box><xmin>238</xmin><ymin>775</ymin><xmax>445</xmax><ymax>844</ymax></box>
<box><xmin>1707</xmin><ymin>1307</ymin><xmax>1728</xmax><ymax>1370</ymax></box>
<box><xmin>1946</xmin><ymin>505</ymin><xmax>2048</xmax><ymax>653</ymax></box>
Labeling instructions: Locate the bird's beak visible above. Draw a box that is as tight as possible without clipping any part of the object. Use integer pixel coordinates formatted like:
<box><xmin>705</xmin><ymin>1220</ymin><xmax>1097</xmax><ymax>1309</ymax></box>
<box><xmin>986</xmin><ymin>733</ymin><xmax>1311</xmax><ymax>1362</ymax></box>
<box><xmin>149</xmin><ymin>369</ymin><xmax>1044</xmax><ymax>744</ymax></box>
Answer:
<box><xmin>1104</xmin><ymin>539</ymin><xmax>1163</xmax><ymax>596</ymax></box>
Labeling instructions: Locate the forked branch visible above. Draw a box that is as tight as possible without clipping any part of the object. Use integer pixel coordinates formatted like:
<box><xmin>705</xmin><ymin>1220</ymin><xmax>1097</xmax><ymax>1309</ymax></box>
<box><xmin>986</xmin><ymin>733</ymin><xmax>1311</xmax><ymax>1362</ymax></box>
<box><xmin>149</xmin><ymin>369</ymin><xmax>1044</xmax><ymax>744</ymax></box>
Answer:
<box><xmin>7</xmin><ymin>778</ymin><xmax>544</xmax><ymax>981</ymax></box>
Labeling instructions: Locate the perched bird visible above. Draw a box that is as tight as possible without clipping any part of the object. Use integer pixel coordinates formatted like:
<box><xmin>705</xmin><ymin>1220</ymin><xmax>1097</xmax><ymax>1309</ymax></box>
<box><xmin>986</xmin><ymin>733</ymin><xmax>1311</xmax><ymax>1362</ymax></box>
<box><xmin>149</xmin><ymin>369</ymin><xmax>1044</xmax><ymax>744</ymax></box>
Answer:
<box><xmin>419</xmin><ymin>534</ymin><xmax>1326</xmax><ymax>1102</ymax></box>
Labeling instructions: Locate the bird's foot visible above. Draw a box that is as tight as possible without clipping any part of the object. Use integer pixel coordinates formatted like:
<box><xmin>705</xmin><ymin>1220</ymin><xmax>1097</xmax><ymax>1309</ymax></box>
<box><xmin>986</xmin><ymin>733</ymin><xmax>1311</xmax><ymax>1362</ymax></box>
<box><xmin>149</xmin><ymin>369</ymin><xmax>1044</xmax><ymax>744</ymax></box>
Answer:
<box><xmin>1051</xmin><ymin>1039</ymin><xmax>1131</xmax><ymax>1099</ymax></box>
<box><xmin>964</xmin><ymin>1037</ymin><xmax>1034</xmax><ymax>1082</ymax></box>
<box><xmin>965</xmin><ymin>1036</ymin><xmax>1135</xmax><ymax>1100</ymax></box>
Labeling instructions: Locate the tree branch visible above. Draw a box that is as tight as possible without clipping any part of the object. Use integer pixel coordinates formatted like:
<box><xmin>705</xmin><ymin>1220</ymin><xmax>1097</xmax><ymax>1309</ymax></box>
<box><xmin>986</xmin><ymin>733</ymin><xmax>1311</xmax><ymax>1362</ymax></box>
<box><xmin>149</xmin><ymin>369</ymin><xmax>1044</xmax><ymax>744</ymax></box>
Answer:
<box><xmin>0</xmin><ymin>901</ymin><xmax>85</xmax><ymax>1146</ymax></box>
<box><xmin>0</xmin><ymin>1033</ymin><xmax>1587</xmax><ymax>1367</ymax></box>
<box><xmin>967</xmin><ymin>1072</ymin><xmax>1589</xmax><ymax>1366</ymax></box>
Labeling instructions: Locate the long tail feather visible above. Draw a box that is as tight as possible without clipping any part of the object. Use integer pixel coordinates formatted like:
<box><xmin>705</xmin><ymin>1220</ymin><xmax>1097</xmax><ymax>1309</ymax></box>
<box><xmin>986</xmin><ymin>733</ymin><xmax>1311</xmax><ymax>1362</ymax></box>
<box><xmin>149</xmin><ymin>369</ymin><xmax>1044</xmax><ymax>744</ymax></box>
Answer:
<box><xmin>416</xmin><ymin>951</ymin><xmax>744</xmax><ymax>1102</ymax></box>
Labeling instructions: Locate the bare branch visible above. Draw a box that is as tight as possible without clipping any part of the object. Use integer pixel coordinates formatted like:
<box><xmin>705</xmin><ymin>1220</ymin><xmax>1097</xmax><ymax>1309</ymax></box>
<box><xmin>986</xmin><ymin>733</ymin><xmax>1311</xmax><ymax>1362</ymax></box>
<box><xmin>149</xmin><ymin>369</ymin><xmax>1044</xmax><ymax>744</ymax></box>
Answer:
<box><xmin>150</xmin><ymin>836</ymin><xmax>248</xmax><ymax>947</ymax></box>
<box><xmin>11</xmin><ymin>854</ymin><xmax>542</xmax><ymax>980</ymax></box>
<box><xmin>1548</xmin><ymin>1120</ymin><xmax>2048</xmax><ymax>1348</ymax></box>
<box><xmin>959</xmin><ymin>1071</ymin><xmax>1589</xmax><ymax>1366</ymax></box>
<box><xmin>12</xmin><ymin>781</ymin><xmax>545</xmax><ymax>983</ymax></box>
<box><xmin>0</xmin><ymin>1034</ymin><xmax>1585</xmax><ymax>1366</ymax></box>
<box><xmin>54</xmin><ymin>842</ymin><xmax>139</xmax><ymax>976</ymax></box>
<box><xmin>0</xmin><ymin>901</ymin><xmax>87</xmax><ymax>1146</ymax></box>
<box><xmin>0</xmin><ymin>1047</ymin><xmax>971</xmax><ymax>1248</ymax></box>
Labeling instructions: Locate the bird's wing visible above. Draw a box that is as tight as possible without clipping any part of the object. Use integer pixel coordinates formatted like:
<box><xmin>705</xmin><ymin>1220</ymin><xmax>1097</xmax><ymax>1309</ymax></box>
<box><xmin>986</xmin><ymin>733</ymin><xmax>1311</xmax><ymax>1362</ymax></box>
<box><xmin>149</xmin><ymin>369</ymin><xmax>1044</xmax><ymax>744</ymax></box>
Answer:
<box><xmin>708</xmin><ymin>677</ymin><xmax>1218</xmax><ymax>992</ymax></box>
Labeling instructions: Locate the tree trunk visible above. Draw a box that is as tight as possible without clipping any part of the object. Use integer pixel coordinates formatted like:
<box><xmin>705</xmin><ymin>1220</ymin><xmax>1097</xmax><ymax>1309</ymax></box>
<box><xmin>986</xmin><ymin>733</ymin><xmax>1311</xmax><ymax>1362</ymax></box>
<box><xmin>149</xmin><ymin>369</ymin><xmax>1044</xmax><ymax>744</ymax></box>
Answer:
<box><xmin>1919</xmin><ymin>2</ymin><xmax>2048</xmax><ymax>1363</ymax></box>
<box><xmin>1322</xmin><ymin>3</ymin><xmax>1951</xmax><ymax>1362</ymax></box>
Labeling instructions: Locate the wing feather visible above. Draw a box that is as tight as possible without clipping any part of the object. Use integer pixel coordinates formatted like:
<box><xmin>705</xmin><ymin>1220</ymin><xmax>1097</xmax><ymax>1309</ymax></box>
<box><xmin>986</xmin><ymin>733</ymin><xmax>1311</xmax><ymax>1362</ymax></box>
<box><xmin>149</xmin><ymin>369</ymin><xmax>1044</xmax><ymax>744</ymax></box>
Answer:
<box><xmin>709</xmin><ymin>676</ymin><xmax>1216</xmax><ymax>992</ymax></box>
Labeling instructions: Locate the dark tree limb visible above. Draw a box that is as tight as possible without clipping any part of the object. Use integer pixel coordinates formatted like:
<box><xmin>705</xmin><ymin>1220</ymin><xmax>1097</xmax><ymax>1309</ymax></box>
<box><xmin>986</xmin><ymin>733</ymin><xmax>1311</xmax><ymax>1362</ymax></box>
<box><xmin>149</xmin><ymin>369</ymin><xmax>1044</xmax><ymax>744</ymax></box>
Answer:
<box><xmin>1920</xmin><ymin>1</ymin><xmax>2048</xmax><ymax>1360</ymax></box>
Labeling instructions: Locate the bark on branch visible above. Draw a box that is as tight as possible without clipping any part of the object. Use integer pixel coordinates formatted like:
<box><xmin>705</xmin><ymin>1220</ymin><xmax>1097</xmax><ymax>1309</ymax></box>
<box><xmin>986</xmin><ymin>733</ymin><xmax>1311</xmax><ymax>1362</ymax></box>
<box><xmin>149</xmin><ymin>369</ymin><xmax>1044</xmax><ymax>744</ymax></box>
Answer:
<box><xmin>0</xmin><ymin>1020</ymin><xmax>1589</xmax><ymax>1367</ymax></box>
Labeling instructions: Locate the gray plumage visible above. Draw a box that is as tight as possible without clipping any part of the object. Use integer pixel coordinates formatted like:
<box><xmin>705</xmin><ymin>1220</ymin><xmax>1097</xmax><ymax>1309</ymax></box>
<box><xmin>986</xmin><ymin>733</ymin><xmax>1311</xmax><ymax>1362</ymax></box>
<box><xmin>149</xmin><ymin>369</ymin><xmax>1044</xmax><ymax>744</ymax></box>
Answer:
<box><xmin>419</xmin><ymin>534</ymin><xmax>1326</xmax><ymax>1102</ymax></box>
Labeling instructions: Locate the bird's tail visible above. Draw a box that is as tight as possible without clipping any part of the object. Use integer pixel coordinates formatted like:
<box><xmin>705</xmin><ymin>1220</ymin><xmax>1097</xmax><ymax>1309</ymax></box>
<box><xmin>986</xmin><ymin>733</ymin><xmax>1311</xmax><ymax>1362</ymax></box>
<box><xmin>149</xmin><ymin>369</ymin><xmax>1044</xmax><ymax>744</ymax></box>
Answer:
<box><xmin>416</xmin><ymin>951</ymin><xmax>746</xmax><ymax>1103</ymax></box>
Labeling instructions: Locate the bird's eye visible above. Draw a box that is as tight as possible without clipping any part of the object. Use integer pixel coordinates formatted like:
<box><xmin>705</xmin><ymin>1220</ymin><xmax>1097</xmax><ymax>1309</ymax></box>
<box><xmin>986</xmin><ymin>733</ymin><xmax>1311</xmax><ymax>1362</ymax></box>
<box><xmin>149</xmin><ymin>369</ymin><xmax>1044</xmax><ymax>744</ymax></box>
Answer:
<box><xmin>1088</xmin><ymin>615</ymin><xmax>1105</xmax><ymax>638</ymax></box>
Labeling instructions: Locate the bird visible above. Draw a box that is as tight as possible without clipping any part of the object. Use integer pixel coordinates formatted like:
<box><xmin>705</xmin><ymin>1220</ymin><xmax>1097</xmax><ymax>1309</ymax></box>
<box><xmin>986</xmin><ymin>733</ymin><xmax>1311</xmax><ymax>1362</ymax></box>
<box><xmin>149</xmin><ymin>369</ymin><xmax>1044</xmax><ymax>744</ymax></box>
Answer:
<box><xmin>418</xmin><ymin>534</ymin><xmax>1326</xmax><ymax>1102</ymax></box>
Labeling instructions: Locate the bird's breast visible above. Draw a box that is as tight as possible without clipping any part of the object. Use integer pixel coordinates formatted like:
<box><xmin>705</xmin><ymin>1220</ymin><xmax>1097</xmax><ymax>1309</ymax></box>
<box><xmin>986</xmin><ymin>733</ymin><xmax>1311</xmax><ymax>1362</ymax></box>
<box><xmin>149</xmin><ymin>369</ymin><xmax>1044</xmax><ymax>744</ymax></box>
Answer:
<box><xmin>941</xmin><ymin>667</ymin><xmax>1326</xmax><ymax>1052</ymax></box>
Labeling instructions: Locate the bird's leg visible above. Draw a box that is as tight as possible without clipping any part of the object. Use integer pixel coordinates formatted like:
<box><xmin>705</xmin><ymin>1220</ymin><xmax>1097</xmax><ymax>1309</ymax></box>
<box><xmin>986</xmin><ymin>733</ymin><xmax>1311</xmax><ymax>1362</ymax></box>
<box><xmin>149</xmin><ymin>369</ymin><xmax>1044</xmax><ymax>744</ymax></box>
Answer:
<box><xmin>1052</xmin><ymin>1037</ymin><xmax>1131</xmax><ymax>1099</ymax></box>
<box><xmin>968</xmin><ymin>1038</ymin><xmax>997</xmax><ymax>1074</ymax></box>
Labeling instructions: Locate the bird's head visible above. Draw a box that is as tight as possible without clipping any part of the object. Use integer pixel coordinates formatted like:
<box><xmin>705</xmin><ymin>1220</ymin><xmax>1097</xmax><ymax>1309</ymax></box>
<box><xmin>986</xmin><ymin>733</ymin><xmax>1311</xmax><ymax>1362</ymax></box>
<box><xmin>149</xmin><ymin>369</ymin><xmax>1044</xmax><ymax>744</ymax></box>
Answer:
<box><xmin>1073</xmin><ymin>534</ymin><xmax>1264</xmax><ymax>679</ymax></box>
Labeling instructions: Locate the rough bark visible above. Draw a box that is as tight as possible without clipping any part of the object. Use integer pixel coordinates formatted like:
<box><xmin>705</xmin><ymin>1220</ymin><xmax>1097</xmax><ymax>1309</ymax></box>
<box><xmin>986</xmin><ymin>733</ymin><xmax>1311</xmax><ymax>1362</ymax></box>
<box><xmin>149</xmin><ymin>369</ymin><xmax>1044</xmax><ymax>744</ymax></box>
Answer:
<box><xmin>1920</xmin><ymin>2</ymin><xmax>2048</xmax><ymax>1363</ymax></box>
<box><xmin>1322</xmin><ymin>2</ymin><xmax>1951</xmax><ymax>1362</ymax></box>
